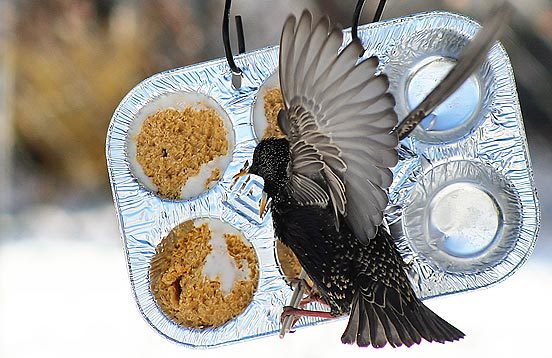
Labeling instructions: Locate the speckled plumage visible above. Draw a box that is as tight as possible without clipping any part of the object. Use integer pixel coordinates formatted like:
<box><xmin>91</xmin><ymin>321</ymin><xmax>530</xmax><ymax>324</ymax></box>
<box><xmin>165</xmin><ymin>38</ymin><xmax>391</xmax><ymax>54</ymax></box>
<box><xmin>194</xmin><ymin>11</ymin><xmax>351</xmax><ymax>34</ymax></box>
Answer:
<box><xmin>250</xmin><ymin>138</ymin><xmax>464</xmax><ymax>347</ymax></box>
<box><xmin>236</xmin><ymin>6</ymin><xmax>519</xmax><ymax>346</ymax></box>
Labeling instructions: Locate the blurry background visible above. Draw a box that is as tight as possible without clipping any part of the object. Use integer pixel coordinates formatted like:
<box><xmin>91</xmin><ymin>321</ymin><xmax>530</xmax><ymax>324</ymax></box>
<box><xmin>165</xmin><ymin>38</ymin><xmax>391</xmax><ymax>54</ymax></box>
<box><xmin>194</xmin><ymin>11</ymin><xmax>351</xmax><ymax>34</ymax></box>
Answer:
<box><xmin>0</xmin><ymin>0</ymin><xmax>550</xmax><ymax>357</ymax></box>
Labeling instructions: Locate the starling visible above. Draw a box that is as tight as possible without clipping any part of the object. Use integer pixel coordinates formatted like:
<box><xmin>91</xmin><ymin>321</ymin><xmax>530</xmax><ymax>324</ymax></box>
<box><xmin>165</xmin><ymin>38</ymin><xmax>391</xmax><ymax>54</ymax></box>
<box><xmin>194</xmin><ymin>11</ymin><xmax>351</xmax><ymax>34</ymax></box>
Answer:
<box><xmin>238</xmin><ymin>4</ymin><xmax>512</xmax><ymax>348</ymax></box>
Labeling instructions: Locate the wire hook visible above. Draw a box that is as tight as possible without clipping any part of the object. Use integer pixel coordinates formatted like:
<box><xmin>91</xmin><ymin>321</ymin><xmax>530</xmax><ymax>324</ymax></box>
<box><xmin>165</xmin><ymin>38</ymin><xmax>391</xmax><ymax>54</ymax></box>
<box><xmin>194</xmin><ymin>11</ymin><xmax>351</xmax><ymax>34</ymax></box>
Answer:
<box><xmin>351</xmin><ymin>0</ymin><xmax>388</xmax><ymax>43</ymax></box>
<box><xmin>223</xmin><ymin>0</ymin><xmax>246</xmax><ymax>88</ymax></box>
<box><xmin>235</xmin><ymin>15</ymin><xmax>246</xmax><ymax>54</ymax></box>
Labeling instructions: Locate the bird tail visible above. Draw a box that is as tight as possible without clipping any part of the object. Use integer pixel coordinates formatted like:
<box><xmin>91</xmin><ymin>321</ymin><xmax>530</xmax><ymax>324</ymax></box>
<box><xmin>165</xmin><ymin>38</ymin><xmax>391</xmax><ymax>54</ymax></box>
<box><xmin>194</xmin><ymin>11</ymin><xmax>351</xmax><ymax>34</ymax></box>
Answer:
<box><xmin>341</xmin><ymin>289</ymin><xmax>464</xmax><ymax>348</ymax></box>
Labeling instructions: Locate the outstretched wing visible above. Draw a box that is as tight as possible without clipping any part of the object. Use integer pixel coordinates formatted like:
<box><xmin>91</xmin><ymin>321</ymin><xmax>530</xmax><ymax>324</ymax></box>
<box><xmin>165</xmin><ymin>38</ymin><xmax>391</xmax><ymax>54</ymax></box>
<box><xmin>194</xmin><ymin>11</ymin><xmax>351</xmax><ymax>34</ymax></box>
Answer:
<box><xmin>279</xmin><ymin>10</ymin><xmax>398</xmax><ymax>242</ymax></box>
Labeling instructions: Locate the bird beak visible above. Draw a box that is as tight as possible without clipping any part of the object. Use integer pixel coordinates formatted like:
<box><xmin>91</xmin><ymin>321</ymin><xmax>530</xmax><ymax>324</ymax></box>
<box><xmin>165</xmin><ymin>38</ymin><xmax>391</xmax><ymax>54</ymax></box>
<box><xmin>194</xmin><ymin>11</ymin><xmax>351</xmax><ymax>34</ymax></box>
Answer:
<box><xmin>232</xmin><ymin>160</ymin><xmax>268</xmax><ymax>218</ymax></box>
<box><xmin>259</xmin><ymin>191</ymin><xmax>269</xmax><ymax>219</ymax></box>
<box><xmin>233</xmin><ymin>161</ymin><xmax>250</xmax><ymax>182</ymax></box>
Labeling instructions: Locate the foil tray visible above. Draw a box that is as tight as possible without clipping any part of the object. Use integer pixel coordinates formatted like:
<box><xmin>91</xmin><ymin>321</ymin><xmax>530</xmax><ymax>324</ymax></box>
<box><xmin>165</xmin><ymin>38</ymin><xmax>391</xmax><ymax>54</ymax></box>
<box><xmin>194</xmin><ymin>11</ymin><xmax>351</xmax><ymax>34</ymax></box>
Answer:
<box><xmin>106</xmin><ymin>11</ymin><xmax>539</xmax><ymax>347</ymax></box>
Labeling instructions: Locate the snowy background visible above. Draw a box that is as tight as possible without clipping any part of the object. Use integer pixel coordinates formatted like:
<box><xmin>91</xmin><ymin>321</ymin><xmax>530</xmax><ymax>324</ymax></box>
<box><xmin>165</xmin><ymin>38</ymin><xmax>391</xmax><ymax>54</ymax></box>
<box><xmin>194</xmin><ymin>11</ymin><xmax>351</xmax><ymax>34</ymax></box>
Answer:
<box><xmin>1</xmin><ymin>0</ymin><xmax>551</xmax><ymax>357</ymax></box>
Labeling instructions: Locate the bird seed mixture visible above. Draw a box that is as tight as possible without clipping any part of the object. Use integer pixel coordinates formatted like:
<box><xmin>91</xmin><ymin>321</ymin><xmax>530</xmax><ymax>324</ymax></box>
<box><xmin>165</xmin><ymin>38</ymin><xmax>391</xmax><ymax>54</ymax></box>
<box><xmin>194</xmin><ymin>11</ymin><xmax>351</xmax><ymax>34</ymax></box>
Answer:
<box><xmin>150</xmin><ymin>221</ymin><xmax>258</xmax><ymax>329</ymax></box>
<box><xmin>276</xmin><ymin>241</ymin><xmax>315</xmax><ymax>291</ymax></box>
<box><xmin>135</xmin><ymin>107</ymin><xmax>228</xmax><ymax>199</ymax></box>
<box><xmin>276</xmin><ymin>241</ymin><xmax>302</xmax><ymax>281</ymax></box>
<box><xmin>262</xmin><ymin>88</ymin><xmax>285</xmax><ymax>139</ymax></box>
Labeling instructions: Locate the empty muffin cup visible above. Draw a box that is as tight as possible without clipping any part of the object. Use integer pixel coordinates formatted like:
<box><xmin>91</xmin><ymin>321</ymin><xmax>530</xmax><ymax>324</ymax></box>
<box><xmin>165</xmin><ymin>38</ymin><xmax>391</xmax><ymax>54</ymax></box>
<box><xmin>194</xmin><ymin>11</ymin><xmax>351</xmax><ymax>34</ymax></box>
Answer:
<box><xmin>385</xmin><ymin>28</ymin><xmax>495</xmax><ymax>144</ymax></box>
<box><xmin>402</xmin><ymin>160</ymin><xmax>521</xmax><ymax>273</ymax></box>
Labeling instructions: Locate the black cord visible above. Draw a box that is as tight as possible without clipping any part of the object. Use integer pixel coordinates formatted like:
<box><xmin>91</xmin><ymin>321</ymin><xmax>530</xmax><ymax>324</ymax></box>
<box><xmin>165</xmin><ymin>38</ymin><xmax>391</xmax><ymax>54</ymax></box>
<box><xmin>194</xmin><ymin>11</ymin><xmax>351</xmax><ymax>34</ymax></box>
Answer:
<box><xmin>351</xmin><ymin>0</ymin><xmax>388</xmax><ymax>42</ymax></box>
<box><xmin>372</xmin><ymin>0</ymin><xmax>387</xmax><ymax>23</ymax></box>
<box><xmin>351</xmin><ymin>0</ymin><xmax>365</xmax><ymax>43</ymax></box>
<box><xmin>222</xmin><ymin>0</ymin><xmax>241</xmax><ymax>74</ymax></box>
<box><xmin>235</xmin><ymin>15</ymin><xmax>246</xmax><ymax>54</ymax></box>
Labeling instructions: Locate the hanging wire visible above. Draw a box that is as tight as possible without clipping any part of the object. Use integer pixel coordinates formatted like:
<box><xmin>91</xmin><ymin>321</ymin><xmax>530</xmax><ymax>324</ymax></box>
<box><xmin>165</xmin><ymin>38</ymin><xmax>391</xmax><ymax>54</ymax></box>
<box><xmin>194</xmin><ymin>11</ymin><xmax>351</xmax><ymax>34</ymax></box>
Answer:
<box><xmin>235</xmin><ymin>15</ymin><xmax>246</xmax><ymax>54</ymax></box>
<box><xmin>351</xmin><ymin>0</ymin><xmax>366</xmax><ymax>43</ymax></box>
<box><xmin>222</xmin><ymin>0</ymin><xmax>245</xmax><ymax>78</ymax></box>
<box><xmin>372</xmin><ymin>0</ymin><xmax>388</xmax><ymax>23</ymax></box>
<box><xmin>351</xmin><ymin>0</ymin><xmax>388</xmax><ymax>43</ymax></box>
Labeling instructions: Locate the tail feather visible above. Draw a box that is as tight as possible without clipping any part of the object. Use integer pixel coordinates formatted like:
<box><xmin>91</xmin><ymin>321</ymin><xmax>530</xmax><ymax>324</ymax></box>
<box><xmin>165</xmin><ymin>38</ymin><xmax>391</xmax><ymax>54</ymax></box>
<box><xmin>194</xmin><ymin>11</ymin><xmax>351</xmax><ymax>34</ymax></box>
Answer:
<box><xmin>374</xmin><ymin>303</ymin><xmax>413</xmax><ymax>347</ymax></box>
<box><xmin>356</xmin><ymin>296</ymin><xmax>371</xmax><ymax>347</ymax></box>
<box><xmin>341</xmin><ymin>290</ymin><xmax>464</xmax><ymax>348</ymax></box>
<box><xmin>366</xmin><ymin>303</ymin><xmax>387</xmax><ymax>348</ymax></box>
<box><xmin>418</xmin><ymin>305</ymin><xmax>465</xmax><ymax>343</ymax></box>
<box><xmin>372</xmin><ymin>305</ymin><xmax>402</xmax><ymax>347</ymax></box>
<box><xmin>405</xmin><ymin>306</ymin><xmax>433</xmax><ymax>342</ymax></box>
<box><xmin>341</xmin><ymin>293</ymin><xmax>360</xmax><ymax>344</ymax></box>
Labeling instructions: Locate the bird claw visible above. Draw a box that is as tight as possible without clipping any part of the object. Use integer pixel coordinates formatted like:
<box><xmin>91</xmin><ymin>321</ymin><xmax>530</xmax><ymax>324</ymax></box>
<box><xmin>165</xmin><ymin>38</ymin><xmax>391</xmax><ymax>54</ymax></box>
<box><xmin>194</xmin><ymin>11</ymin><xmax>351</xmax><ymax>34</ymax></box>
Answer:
<box><xmin>280</xmin><ymin>306</ymin><xmax>302</xmax><ymax>337</ymax></box>
<box><xmin>280</xmin><ymin>306</ymin><xmax>301</xmax><ymax>326</ymax></box>
<box><xmin>287</xmin><ymin>277</ymin><xmax>328</xmax><ymax>307</ymax></box>
<box><xmin>280</xmin><ymin>306</ymin><xmax>336</xmax><ymax>325</ymax></box>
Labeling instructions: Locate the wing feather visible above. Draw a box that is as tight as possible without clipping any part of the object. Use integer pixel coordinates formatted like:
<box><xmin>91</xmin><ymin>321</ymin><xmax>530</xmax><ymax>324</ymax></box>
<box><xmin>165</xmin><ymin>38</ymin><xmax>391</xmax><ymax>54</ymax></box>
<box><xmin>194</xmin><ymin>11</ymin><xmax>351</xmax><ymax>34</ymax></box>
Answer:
<box><xmin>291</xmin><ymin>11</ymin><xmax>313</xmax><ymax>97</ymax></box>
<box><xmin>280</xmin><ymin>10</ymin><xmax>398</xmax><ymax>242</ymax></box>
<box><xmin>308</xmin><ymin>29</ymin><xmax>343</xmax><ymax>99</ymax></box>
<box><xmin>280</xmin><ymin>16</ymin><xmax>296</xmax><ymax>105</ymax></box>
<box><xmin>298</xmin><ymin>17</ymin><xmax>329</xmax><ymax>96</ymax></box>
<box><xmin>288</xmin><ymin>173</ymin><xmax>329</xmax><ymax>207</ymax></box>
<box><xmin>325</xmin><ymin>110</ymin><xmax>397</xmax><ymax>132</ymax></box>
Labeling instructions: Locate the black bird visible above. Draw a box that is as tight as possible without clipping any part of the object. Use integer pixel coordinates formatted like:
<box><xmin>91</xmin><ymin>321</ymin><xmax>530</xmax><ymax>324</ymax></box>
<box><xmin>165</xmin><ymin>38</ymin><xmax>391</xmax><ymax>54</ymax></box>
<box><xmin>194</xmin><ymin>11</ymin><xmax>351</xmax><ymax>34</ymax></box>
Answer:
<box><xmin>239</xmin><ymin>4</ymin><xmax>512</xmax><ymax>348</ymax></box>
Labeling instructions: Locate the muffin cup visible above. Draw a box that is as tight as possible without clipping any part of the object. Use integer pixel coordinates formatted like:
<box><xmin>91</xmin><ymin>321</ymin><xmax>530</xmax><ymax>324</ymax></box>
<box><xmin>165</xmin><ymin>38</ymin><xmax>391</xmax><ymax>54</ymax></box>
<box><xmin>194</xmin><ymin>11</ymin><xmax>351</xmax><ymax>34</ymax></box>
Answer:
<box><xmin>251</xmin><ymin>71</ymin><xmax>285</xmax><ymax>142</ymax></box>
<box><xmin>150</xmin><ymin>218</ymin><xmax>259</xmax><ymax>330</ymax></box>
<box><xmin>127</xmin><ymin>92</ymin><xmax>235</xmax><ymax>200</ymax></box>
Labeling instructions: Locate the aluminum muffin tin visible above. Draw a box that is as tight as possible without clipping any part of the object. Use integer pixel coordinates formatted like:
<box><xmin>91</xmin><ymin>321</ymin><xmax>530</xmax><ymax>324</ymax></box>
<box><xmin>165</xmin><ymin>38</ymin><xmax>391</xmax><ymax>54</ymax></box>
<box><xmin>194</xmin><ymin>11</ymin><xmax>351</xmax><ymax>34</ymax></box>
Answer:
<box><xmin>106</xmin><ymin>11</ymin><xmax>539</xmax><ymax>347</ymax></box>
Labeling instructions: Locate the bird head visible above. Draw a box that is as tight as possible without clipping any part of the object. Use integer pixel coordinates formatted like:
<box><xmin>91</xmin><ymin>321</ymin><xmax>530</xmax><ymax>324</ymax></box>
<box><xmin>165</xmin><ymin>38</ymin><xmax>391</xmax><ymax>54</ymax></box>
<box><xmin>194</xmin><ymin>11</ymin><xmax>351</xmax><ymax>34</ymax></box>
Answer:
<box><xmin>234</xmin><ymin>137</ymin><xmax>291</xmax><ymax>197</ymax></box>
<box><xmin>250</xmin><ymin>137</ymin><xmax>291</xmax><ymax>195</ymax></box>
<box><xmin>233</xmin><ymin>137</ymin><xmax>291</xmax><ymax>219</ymax></box>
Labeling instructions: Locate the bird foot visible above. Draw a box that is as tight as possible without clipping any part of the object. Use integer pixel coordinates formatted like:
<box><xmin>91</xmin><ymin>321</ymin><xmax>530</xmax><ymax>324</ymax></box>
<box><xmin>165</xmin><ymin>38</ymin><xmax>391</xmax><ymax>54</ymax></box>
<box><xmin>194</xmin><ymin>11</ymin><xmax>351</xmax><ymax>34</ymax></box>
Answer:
<box><xmin>289</xmin><ymin>276</ymin><xmax>317</xmax><ymax>296</ymax></box>
<box><xmin>280</xmin><ymin>306</ymin><xmax>336</xmax><ymax>325</ymax></box>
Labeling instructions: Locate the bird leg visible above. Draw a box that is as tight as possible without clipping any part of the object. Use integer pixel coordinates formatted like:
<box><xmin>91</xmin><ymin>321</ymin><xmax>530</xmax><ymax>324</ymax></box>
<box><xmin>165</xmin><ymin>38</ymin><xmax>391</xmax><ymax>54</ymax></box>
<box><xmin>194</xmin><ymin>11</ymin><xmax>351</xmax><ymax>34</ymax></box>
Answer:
<box><xmin>280</xmin><ymin>290</ymin><xmax>331</xmax><ymax>333</ymax></box>
<box><xmin>299</xmin><ymin>292</ymin><xmax>329</xmax><ymax>307</ymax></box>
<box><xmin>280</xmin><ymin>270</ymin><xmax>333</xmax><ymax>337</ymax></box>
<box><xmin>281</xmin><ymin>306</ymin><xmax>337</xmax><ymax>324</ymax></box>
<box><xmin>288</xmin><ymin>275</ymin><xmax>330</xmax><ymax>307</ymax></box>
<box><xmin>289</xmin><ymin>276</ymin><xmax>314</xmax><ymax>294</ymax></box>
